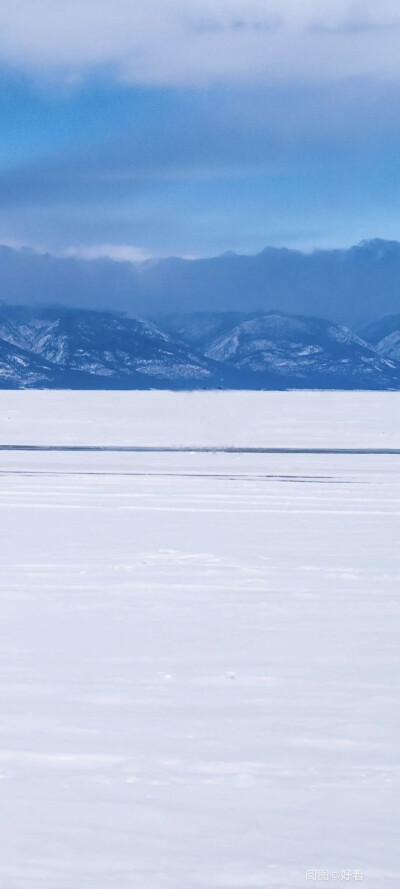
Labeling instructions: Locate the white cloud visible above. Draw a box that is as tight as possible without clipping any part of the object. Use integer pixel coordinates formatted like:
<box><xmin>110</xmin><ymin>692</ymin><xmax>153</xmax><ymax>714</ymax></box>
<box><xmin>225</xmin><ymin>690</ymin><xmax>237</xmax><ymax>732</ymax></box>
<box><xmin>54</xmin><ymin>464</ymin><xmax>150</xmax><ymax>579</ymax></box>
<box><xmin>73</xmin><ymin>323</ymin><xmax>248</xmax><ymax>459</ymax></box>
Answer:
<box><xmin>0</xmin><ymin>0</ymin><xmax>400</xmax><ymax>85</ymax></box>
<box><xmin>64</xmin><ymin>243</ymin><xmax>153</xmax><ymax>263</ymax></box>
<box><xmin>64</xmin><ymin>244</ymin><xmax>200</xmax><ymax>262</ymax></box>
<box><xmin>0</xmin><ymin>239</ymin><xmax>199</xmax><ymax>263</ymax></box>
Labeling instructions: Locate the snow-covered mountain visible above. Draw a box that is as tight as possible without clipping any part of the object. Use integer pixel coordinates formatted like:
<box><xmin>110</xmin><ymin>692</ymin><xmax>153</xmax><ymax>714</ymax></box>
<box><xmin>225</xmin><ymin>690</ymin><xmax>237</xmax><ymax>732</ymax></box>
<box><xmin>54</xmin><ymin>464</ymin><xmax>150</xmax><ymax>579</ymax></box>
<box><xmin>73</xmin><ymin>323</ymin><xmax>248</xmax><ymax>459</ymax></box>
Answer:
<box><xmin>0</xmin><ymin>337</ymin><xmax>77</xmax><ymax>388</ymax></box>
<box><xmin>361</xmin><ymin>314</ymin><xmax>400</xmax><ymax>362</ymax></box>
<box><xmin>204</xmin><ymin>313</ymin><xmax>400</xmax><ymax>389</ymax></box>
<box><xmin>160</xmin><ymin>312</ymin><xmax>258</xmax><ymax>351</ymax></box>
<box><xmin>0</xmin><ymin>306</ymin><xmax>237</xmax><ymax>389</ymax></box>
<box><xmin>0</xmin><ymin>305</ymin><xmax>398</xmax><ymax>389</ymax></box>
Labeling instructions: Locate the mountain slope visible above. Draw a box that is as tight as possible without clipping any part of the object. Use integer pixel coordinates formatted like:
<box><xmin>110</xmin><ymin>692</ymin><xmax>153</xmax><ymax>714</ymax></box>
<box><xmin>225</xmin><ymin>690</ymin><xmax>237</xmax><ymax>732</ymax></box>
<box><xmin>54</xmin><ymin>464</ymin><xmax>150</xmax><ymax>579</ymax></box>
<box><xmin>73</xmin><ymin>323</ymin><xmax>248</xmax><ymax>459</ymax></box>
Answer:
<box><xmin>205</xmin><ymin>313</ymin><xmax>400</xmax><ymax>389</ymax></box>
<box><xmin>159</xmin><ymin>312</ymin><xmax>259</xmax><ymax>351</ymax></box>
<box><xmin>0</xmin><ymin>305</ymin><xmax>398</xmax><ymax>390</ymax></box>
<box><xmin>0</xmin><ymin>306</ymin><xmax>239</xmax><ymax>389</ymax></box>
<box><xmin>361</xmin><ymin>314</ymin><xmax>400</xmax><ymax>362</ymax></box>
<box><xmin>0</xmin><ymin>336</ymin><xmax>89</xmax><ymax>389</ymax></box>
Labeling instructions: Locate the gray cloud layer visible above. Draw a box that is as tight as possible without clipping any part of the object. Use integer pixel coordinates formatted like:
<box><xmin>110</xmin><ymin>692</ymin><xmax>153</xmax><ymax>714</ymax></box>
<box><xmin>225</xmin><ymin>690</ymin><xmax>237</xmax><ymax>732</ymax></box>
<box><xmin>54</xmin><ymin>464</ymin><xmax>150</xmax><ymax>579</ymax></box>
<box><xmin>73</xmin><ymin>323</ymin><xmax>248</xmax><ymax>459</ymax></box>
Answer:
<box><xmin>1</xmin><ymin>78</ymin><xmax>398</xmax><ymax>212</ymax></box>
<box><xmin>1</xmin><ymin>238</ymin><xmax>400</xmax><ymax>328</ymax></box>
<box><xmin>0</xmin><ymin>1</ymin><xmax>400</xmax><ymax>84</ymax></box>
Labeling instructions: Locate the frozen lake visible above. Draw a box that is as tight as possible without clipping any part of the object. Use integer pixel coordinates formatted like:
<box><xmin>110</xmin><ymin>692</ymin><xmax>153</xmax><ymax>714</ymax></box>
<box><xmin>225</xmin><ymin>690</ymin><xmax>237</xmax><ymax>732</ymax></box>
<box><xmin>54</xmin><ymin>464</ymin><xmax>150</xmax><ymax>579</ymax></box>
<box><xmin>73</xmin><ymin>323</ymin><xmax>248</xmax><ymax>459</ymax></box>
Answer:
<box><xmin>0</xmin><ymin>392</ymin><xmax>399</xmax><ymax>888</ymax></box>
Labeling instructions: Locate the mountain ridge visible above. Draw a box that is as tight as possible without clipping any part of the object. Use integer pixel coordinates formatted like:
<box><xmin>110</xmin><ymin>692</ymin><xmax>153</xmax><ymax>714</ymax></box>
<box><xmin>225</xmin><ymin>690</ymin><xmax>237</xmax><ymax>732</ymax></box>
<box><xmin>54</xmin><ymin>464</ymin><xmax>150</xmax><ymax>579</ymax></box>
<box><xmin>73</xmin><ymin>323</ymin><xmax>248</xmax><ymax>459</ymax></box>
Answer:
<box><xmin>0</xmin><ymin>304</ymin><xmax>397</xmax><ymax>389</ymax></box>
<box><xmin>0</xmin><ymin>305</ymin><xmax>242</xmax><ymax>390</ymax></box>
<box><xmin>203</xmin><ymin>312</ymin><xmax>399</xmax><ymax>390</ymax></box>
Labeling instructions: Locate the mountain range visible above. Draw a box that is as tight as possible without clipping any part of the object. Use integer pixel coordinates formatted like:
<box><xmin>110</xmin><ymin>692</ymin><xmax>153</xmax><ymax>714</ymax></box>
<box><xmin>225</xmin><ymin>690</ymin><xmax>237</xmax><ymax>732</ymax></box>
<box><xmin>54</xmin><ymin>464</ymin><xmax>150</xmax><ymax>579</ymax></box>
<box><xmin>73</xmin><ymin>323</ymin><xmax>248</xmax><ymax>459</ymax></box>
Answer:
<box><xmin>0</xmin><ymin>306</ymin><xmax>241</xmax><ymax>389</ymax></box>
<box><xmin>0</xmin><ymin>304</ymin><xmax>398</xmax><ymax>389</ymax></box>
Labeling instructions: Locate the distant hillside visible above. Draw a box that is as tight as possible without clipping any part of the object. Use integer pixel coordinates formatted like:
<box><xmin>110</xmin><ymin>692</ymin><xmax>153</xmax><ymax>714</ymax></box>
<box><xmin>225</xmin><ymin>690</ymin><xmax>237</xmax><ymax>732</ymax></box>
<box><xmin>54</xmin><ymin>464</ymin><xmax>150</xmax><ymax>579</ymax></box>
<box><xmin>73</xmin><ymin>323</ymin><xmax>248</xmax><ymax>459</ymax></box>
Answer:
<box><xmin>361</xmin><ymin>314</ymin><xmax>400</xmax><ymax>364</ymax></box>
<box><xmin>0</xmin><ymin>306</ymin><xmax>240</xmax><ymax>390</ymax></box>
<box><xmin>203</xmin><ymin>312</ymin><xmax>400</xmax><ymax>390</ymax></box>
<box><xmin>0</xmin><ymin>305</ymin><xmax>397</xmax><ymax>390</ymax></box>
<box><xmin>160</xmin><ymin>312</ymin><xmax>261</xmax><ymax>350</ymax></box>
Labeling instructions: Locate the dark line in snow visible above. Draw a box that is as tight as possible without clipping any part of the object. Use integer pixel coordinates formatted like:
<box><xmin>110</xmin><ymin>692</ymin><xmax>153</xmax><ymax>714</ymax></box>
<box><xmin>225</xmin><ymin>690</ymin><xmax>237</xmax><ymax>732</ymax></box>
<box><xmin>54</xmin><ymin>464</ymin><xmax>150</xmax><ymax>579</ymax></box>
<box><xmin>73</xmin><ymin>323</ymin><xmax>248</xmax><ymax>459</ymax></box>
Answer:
<box><xmin>0</xmin><ymin>446</ymin><xmax>399</xmax><ymax>456</ymax></box>
<box><xmin>0</xmin><ymin>471</ymin><xmax>351</xmax><ymax>484</ymax></box>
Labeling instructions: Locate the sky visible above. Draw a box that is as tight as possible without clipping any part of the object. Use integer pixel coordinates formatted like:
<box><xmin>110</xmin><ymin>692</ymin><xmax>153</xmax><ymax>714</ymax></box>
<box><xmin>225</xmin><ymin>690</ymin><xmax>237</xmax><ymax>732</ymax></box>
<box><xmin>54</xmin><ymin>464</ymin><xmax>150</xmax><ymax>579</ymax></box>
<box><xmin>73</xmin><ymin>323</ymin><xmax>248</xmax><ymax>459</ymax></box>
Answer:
<box><xmin>1</xmin><ymin>0</ymin><xmax>400</xmax><ymax>260</ymax></box>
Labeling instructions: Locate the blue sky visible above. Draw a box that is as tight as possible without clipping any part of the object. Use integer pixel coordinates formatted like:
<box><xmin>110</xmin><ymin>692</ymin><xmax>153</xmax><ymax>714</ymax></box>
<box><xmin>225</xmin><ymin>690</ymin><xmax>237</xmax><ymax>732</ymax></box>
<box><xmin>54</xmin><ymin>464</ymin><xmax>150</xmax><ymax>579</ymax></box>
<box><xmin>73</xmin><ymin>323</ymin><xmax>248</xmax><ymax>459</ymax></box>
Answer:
<box><xmin>1</xmin><ymin>0</ymin><xmax>400</xmax><ymax>259</ymax></box>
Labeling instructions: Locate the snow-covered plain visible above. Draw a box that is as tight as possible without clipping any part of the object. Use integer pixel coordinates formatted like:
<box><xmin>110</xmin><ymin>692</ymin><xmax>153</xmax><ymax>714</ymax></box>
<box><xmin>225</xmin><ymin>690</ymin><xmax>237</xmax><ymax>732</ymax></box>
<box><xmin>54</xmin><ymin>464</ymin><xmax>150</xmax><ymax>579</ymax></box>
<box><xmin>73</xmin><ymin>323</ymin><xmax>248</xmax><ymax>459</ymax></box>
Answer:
<box><xmin>0</xmin><ymin>389</ymin><xmax>400</xmax><ymax>448</ymax></box>
<box><xmin>0</xmin><ymin>392</ymin><xmax>399</xmax><ymax>888</ymax></box>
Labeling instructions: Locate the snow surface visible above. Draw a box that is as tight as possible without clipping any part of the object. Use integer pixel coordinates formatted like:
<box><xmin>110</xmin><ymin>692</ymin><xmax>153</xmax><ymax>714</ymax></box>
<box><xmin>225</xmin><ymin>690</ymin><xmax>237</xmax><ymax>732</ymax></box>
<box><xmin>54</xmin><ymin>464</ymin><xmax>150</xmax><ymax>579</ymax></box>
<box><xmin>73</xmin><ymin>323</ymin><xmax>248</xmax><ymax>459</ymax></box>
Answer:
<box><xmin>0</xmin><ymin>391</ymin><xmax>399</xmax><ymax>888</ymax></box>
<box><xmin>0</xmin><ymin>389</ymin><xmax>400</xmax><ymax>448</ymax></box>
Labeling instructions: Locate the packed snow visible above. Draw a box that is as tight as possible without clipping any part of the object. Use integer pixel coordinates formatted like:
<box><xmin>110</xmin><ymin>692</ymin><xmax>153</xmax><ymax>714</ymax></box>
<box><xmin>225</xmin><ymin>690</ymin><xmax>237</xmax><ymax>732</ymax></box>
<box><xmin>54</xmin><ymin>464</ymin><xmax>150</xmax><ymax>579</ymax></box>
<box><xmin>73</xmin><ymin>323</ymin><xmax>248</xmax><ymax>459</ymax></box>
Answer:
<box><xmin>0</xmin><ymin>391</ymin><xmax>399</xmax><ymax>888</ymax></box>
